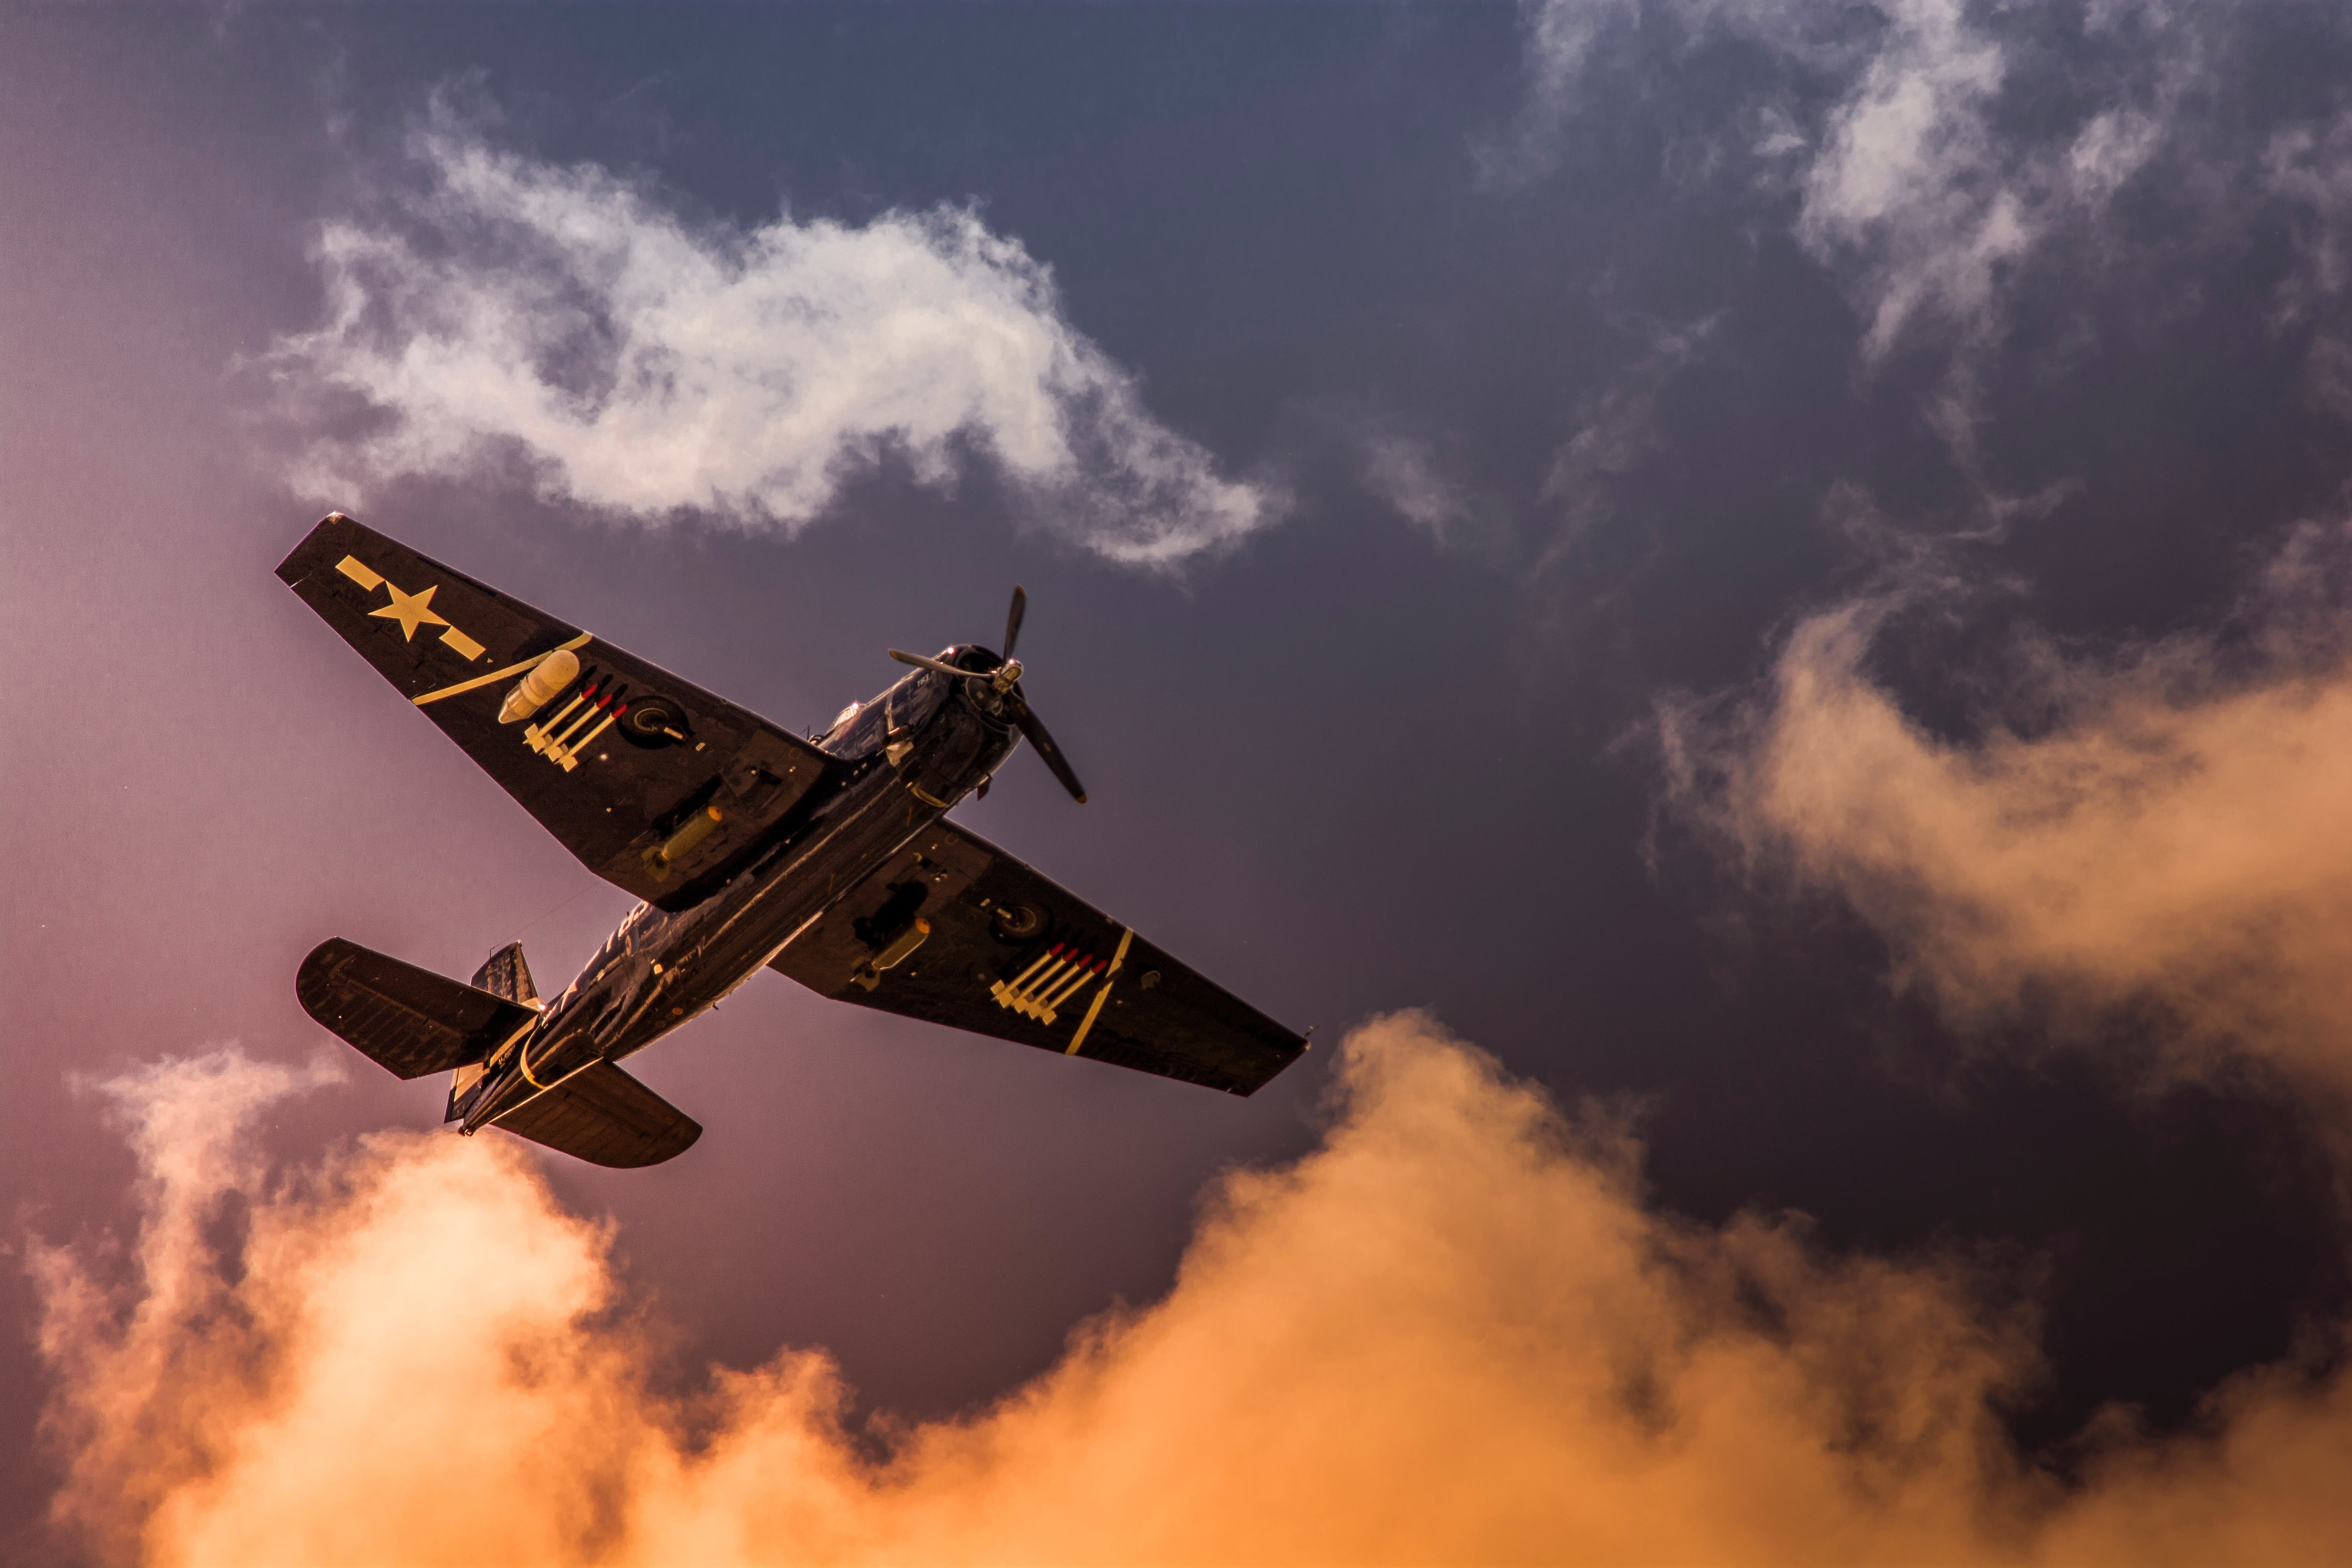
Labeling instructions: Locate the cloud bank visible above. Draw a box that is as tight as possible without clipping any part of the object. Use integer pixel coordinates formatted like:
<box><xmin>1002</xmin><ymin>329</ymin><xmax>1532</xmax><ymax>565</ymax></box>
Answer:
<box><xmin>35</xmin><ymin>1020</ymin><xmax>2352</xmax><ymax>1565</ymax></box>
<box><xmin>266</xmin><ymin>122</ymin><xmax>1273</xmax><ymax>567</ymax></box>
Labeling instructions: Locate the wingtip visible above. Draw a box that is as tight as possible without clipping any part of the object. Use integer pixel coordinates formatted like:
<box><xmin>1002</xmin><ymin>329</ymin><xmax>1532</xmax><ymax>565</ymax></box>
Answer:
<box><xmin>276</xmin><ymin>510</ymin><xmax>359</xmax><ymax>586</ymax></box>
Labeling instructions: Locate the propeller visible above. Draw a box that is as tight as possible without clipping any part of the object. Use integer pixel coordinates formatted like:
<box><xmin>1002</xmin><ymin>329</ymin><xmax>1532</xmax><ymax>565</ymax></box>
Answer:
<box><xmin>887</xmin><ymin>584</ymin><xmax>1087</xmax><ymax>804</ymax></box>
<box><xmin>886</xmin><ymin>649</ymin><xmax>984</xmax><ymax>681</ymax></box>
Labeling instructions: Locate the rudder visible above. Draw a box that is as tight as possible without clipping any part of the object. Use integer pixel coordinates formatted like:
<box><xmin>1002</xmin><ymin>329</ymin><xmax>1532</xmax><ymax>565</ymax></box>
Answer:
<box><xmin>451</xmin><ymin>941</ymin><xmax>544</xmax><ymax>1116</ymax></box>
<box><xmin>470</xmin><ymin>940</ymin><xmax>541</xmax><ymax>1010</ymax></box>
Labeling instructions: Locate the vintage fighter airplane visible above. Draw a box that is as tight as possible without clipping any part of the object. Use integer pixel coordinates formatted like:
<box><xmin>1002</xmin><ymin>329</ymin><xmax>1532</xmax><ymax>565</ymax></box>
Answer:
<box><xmin>279</xmin><ymin>514</ymin><xmax>1306</xmax><ymax>1168</ymax></box>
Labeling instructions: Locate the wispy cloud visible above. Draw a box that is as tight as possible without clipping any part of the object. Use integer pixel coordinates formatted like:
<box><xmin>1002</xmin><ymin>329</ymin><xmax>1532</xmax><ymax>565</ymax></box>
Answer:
<box><xmin>1540</xmin><ymin>314</ymin><xmax>1716</xmax><ymax>555</ymax></box>
<box><xmin>1657</xmin><ymin>512</ymin><xmax>2352</xmax><ymax>1110</ymax></box>
<box><xmin>1498</xmin><ymin>0</ymin><xmax>2214</xmax><ymax>491</ymax></box>
<box><xmin>1481</xmin><ymin>0</ymin><xmax>1643</xmax><ymax>184</ymax></box>
<box><xmin>34</xmin><ymin>1018</ymin><xmax>2352</xmax><ymax>1564</ymax></box>
<box><xmin>1792</xmin><ymin>0</ymin><xmax>2033</xmax><ymax>361</ymax></box>
<box><xmin>2264</xmin><ymin>111</ymin><xmax>2352</xmax><ymax>430</ymax></box>
<box><xmin>1356</xmin><ymin>427</ymin><xmax>1509</xmax><ymax>554</ymax></box>
<box><xmin>265</xmin><ymin>115</ymin><xmax>1276</xmax><ymax>568</ymax></box>
<box><xmin>2265</xmin><ymin>110</ymin><xmax>2352</xmax><ymax>318</ymax></box>
<box><xmin>1788</xmin><ymin>0</ymin><xmax>2189</xmax><ymax>407</ymax></box>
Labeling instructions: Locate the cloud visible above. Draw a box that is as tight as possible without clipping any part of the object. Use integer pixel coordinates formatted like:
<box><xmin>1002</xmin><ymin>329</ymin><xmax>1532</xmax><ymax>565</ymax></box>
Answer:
<box><xmin>31</xmin><ymin>1048</ymin><xmax>345</xmax><ymax>1564</ymax></box>
<box><xmin>1502</xmin><ymin>0</ymin><xmax>2196</xmax><ymax>457</ymax></box>
<box><xmin>1539</xmin><ymin>314</ymin><xmax>1716</xmax><ymax>552</ymax></box>
<box><xmin>1762</xmin><ymin>0</ymin><xmax>2182</xmax><ymax>394</ymax></box>
<box><xmin>2266</xmin><ymin>111</ymin><xmax>2352</xmax><ymax>316</ymax></box>
<box><xmin>1483</xmin><ymin>0</ymin><xmax>1644</xmax><ymax>182</ymax></box>
<box><xmin>2265</xmin><ymin>111</ymin><xmax>2352</xmax><ymax>428</ymax></box>
<box><xmin>1656</xmin><ymin>515</ymin><xmax>2352</xmax><ymax>1105</ymax></box>
<box><xmin>1792</xmin><ymin>0</ymin><xmax>2032</xmax><ymax>361</ymax></box>
<box><xmin>34</xmin><ymin>1018</ymin><xmax>2352</xmax><ymax>1564</ymax></box>
<box><xmin>1781</xmin><ymin>0</ymin><xmax>2210</xmax><ymax>492</ymax></box>
<box><xmin>1355</xmin><ymin>428</ymin><xmax>1512</xmax><ymax>556</ymax></box>
<box><xmin>263</xmin><ymin>117</ymin><xmax>1274</xmax><ymax>568</ymax></box>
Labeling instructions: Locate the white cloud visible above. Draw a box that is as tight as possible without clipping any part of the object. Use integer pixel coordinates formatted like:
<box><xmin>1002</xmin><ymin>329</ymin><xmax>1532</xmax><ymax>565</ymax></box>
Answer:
<box><xmin>1483</xmin><ymin>0</ymin><xmax>1643</xmax><ymax>183</ymax></box>
<box><xmin>266</xmin><ymin>121</ymin><xmax>1275</xmax><ymax>568</ymax></box>
<box><xmin>2068</xmin><ymin>107</ymin><xmax>2160</xmax><ymax>200</ymax></box>
<box><xmin>1510</xmin><ymin>0</ymin><xmax>2183</xmax><ymax>375</ymax></box>
<box><xmin>1360</xmin><ymin>432</ymin><xmax>1476</xmax><ymax>542</ymax></box>
<box><xmin>1793</xmin><ymin>5</ymin><xmax>2174</xmax><ymax>371</ymax></box>
<box><xmin>1524</xmin><ymin>0</ymin><xmax>1643</xmax><ymax>122</ymax></box>
<box><xmin>1793</xmin><ymin>0</ymin><xmax>2033</xmax><ymax>360</ymax></box>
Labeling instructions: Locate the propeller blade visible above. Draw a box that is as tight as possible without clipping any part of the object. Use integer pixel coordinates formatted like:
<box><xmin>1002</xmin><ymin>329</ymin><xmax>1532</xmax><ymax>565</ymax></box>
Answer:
<box><xmin>888</xmin><ymin>649</ymin><xmax>972</xmax><ymax>679</ymax></box>
<box><xmin>1002</xmin><ymin>585</ymin><xmax>1027</xmax><ymax>663</ymax></box>
<box><xmin>1010</xmin><ymin>697</ymin><xmax>1086</xmax><ymax>804</ymax></box>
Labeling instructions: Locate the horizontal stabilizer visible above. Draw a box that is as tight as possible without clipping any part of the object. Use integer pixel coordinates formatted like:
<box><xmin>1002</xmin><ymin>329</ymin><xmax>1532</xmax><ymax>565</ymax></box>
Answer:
<box><xmin>491</xmin><ymin>1061</ymin><xmax>702</xmax><ymax>1169</ymax></box>
<box><xmin>297</xmin><ymin>938</ymin><xmax>539</xmax><ymax>1081</ymax></box>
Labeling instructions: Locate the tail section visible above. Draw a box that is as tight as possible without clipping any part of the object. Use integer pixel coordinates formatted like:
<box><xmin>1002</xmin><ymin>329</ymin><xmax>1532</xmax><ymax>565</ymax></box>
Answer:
<box><xmin>298</xmin><ymin>936</ymin><xmax>702</xmax><ymax>1168</ymax></box>
<box><xmin>296</xmin><ymin>939</ymin><xmax>539</xmax><ymax>1081</ymax></box>
<box><xmin>452</xmin><ymin>941</ymin><xmax>544</xmax><ymax>1116</ymax></box>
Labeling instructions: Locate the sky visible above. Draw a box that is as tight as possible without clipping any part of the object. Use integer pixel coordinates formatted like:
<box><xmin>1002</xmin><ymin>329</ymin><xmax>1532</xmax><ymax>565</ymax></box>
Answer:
<box><xmin>10</xmin><ymin>1</ymin><xmax>2352</xmax><ymax>1561</ymax></box>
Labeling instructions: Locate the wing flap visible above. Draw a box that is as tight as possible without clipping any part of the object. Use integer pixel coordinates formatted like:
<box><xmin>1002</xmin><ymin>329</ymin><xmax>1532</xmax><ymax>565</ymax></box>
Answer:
<box><xmin>491</xmin><ymin>1061</ymin><xmax>702</xmax><ymax>1168</ymax></box>
<box><xmin>297</xmin><ymin>938</ymin><xmax>538</xmax><ymax>1081</ymax></box>
<box><xmin>769</xmin><ymin>823</ymin><xmax>1305</xmax><ymax>1095</ymax></box>
<box><xmin>277</xmin><ymin>514</ymin><xmax>826</xmax><ymax>909</ymax></box>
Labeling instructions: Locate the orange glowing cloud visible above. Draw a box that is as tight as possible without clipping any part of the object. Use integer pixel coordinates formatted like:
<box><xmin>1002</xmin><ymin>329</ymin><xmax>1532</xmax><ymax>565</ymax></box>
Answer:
<box><xmin>32</xmin><ymin>1016</ymin><xmax>2352</xmax><ymax>1565</ymax></box>
<box><xmin>1659</xmin><ymin>523</ymin><xmax>2352</xmax><ymax>1105</ymax></box>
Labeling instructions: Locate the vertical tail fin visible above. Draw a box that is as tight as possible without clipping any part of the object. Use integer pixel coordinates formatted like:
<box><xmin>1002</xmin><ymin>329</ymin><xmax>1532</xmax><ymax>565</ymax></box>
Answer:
<box><xmin>470</xmin><ymin>941</ymin><xmax>541</xmax><ymax>1009</ymax></box>
<box><xmin>448</xmin><ymin>941</ymin><xmax>543</xmax><ymax>1121</ymax></box>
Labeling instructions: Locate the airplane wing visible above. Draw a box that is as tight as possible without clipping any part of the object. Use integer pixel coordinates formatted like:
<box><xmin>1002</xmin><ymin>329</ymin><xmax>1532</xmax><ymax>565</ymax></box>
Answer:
<box><xmin>768</xmin><ymin>820</ymin><xmax>1307</xmax><ymax>1095</ymax></box>
<box><xmin>277</xmin><ymin>514</ymin><xmax>826</xmax><ymax>911</ymax></box>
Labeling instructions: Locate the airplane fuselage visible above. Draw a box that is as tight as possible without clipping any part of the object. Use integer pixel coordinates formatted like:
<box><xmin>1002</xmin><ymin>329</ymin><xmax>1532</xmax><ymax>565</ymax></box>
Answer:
<box><xmin>454</xmin><ymin>651</ymin><xmax>1018</xmax><ymax>1132</ymax></box>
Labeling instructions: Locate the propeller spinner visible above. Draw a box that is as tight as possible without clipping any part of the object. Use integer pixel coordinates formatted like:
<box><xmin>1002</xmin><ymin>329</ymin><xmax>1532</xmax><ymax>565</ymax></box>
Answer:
<box><xmin>888</xmin><ymin>585</ymin><xmax>1087</xmax><ymax>804</ymax></box>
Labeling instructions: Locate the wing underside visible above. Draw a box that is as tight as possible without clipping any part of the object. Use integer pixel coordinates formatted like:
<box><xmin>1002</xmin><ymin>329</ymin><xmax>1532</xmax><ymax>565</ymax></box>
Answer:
<box><xmin>277</xmin><ymin>513</ymin><xmax>827</xmax><ymax>910</ymax></box>
<box><xmin>491</xmin><ymin>1062</ymin><xmax>702</xmax><ymax>1168</ymax></box>
<box><xmin>769</xmin><ymin>822</ymin><xmax>1305</xmax><ymax>1095</ymax></box>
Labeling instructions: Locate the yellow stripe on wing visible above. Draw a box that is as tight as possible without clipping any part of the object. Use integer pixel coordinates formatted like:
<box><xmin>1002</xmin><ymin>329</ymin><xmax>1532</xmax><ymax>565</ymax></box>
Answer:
<box><xmin>412</xmin><ymin>633</ymin><xmax>593</xmax><ymax>707</ymax></box>
<box><xmin>1066</xmin><ymin>928</ymin><xmax>1135</xmax><ymax>1055</ymax></box>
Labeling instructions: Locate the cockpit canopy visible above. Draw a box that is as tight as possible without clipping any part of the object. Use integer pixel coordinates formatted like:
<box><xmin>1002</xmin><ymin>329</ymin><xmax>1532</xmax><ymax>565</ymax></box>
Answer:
<box><xmin>817</xmin><ymin>648</ymin><xmax>996</xmax><ymax>758</ymax></box>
